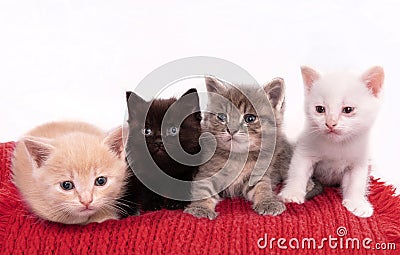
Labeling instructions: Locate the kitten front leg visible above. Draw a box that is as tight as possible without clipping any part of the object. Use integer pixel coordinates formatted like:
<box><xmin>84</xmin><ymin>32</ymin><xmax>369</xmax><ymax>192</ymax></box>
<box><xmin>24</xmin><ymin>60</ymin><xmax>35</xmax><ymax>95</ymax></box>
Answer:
<box><xmin>249</xmin><ymin>178</ymin><xmax>286</xmax><ymax>216</ymax></box>
<box><xmin>279</xmin><ymin>152</ymin><xmax>314</xmax><ymax>204</ymax></box>
<box><xmin>304</xmin><ymin>177</ymin><xmax>324</xmax><ymax>200</ymax></box>
<box><xmin>184</xmin><ymin>196</ymin><xmax>219</xmax><ymax>220</ymax></box>
<box><xmin>342</xmin><ymin>163</ymin><xmax>373</xmax><ymax>218</ymax></box>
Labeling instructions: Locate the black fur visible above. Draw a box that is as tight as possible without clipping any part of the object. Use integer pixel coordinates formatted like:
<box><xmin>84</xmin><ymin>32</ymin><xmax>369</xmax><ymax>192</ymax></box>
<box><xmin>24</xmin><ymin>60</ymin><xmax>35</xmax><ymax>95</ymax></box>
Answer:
<box><xmin>122</xmin><ymin>89</ymin><xmax>201</xmax><ymax>213</ymax></box>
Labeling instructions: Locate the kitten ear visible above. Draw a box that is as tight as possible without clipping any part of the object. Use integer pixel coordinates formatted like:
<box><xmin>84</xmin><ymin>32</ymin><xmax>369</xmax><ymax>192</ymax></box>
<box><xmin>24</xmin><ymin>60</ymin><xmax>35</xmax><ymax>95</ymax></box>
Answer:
<box><xmin>126</xmin><ymin>91</ymin><xmax>146</xmax><ymax>105</ymax></box>
<box><xmin>126</xmin><ymin>91</ymin><xmax>147</xmax><ymax>117</ymax></box>
<box><xmin>361</xmin><ymin>66</ymin><xmax>384</xmax><ymax>97</ymax></box>
<box><xmin>103</xmin><ymin>126</ymin><xmax>125</xmax><ymax>158</ymax></box>
<box><xmin>205</xmin><ymin>76</ymin><xmax>227</xmax><ymax>94</ymax></box>
<box><xmin>263</xmin><ymin>77</ymin><xmax>285</xmax><ymax>111</ymax></box>
<box><xmin>126</xmin><ymin>91</ymin><xmax>132</xmax><ymax>102</ymax></box>
<box><xmin>23</xmin><ymin>136</ymin><xmax>54</xmax><ymax>168</ymax></box>
<box><xmin>178</xmin><ymin>88</ymin><xmax>200</xmax><ymax>112</ymax></box>
<box><xmin>182</xmin><ymin>88</ymin><xmax>198</xmax><ymax>97</ymax></box>
<box><xmin>301</xmin><ymin>66</ymin><xmax>320</xmax><ymax>92</ymax></box>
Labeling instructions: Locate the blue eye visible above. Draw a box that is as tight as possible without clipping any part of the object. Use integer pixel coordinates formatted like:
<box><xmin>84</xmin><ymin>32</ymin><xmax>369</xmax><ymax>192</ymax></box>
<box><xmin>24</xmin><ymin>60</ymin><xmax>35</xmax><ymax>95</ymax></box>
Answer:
<box><xmin>95</xmin><ymin>176</ymin><xmax>107</xmax><ymax>186</ymax></box>
<box><xmin>60</xmin><ymin>181</ymin><xmax>74</xmax><ymax>190</ymax></box>
<box><xmin>217</xmin><ymin>113</ymin><xmax>227</xmax><ymax>122</ymax></box>
<box><xmin>168</xmin><ymin>126</ymin><xmax>179</xmax><ymax>136</ymax></box>
<box><xmin>143</xmin><ymin>128</ymin><xmax>152</xmax><ymax>136</ymax></box>
<box><xmin>244</xmin><ymin>114</ymin><xmax>256</xmax><ymax>123</ymax></box>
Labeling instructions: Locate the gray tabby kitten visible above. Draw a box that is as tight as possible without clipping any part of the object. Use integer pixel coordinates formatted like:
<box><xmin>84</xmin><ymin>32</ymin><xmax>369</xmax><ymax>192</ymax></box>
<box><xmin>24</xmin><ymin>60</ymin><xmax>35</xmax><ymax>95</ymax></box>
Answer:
<box><xmin>184</xmin><ymin>77</ymin><xmax>320</xmax><ymax>219</ymax></box>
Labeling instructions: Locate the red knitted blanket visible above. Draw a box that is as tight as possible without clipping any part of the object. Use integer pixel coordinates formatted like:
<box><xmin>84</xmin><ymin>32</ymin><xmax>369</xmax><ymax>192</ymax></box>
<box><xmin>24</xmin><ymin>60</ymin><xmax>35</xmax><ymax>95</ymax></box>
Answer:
<box><xmin>0</xmin><ymin>142</ymin><xmax>399</xmax><ymax>254</ymax></box>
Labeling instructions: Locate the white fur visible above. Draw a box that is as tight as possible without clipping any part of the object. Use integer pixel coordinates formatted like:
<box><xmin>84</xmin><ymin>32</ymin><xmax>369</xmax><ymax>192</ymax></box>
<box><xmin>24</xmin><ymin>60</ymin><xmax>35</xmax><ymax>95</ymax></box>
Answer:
<box><xmin>279</xmin><ymin>67</ymin><xmax>383</xmax><ymax>218</ymax></box>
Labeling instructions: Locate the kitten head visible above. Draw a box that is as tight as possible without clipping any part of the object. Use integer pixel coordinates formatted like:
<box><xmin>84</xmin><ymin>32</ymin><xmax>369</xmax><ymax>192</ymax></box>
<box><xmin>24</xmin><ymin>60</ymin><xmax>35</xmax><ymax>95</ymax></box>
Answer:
<box><xmin>126</xmin><ymin>89</ymin><xmax>201</xmax><ymax>164</ymax></box>
<box><xmin>301</xmin><ymin>66</ymin><xmax>384</xmax><ymax>142</ymax></box>
<box><xmin>22</xmin><ymin>127</ymin><xmax>127</xmax><ymax>224</ymax></box>
<box><xmin>203</xmin><ymin>76</ymin><xmax>285</xmax><ymax>154</ymax></box>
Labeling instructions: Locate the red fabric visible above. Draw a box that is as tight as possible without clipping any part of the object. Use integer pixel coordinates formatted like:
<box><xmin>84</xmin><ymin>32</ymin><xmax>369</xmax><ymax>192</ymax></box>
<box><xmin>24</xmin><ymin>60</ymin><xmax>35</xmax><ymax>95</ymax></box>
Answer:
<box><xmin>0</xmin><ymin>141</ymin><xmax>399</xmax><ymax>254</ymax></box>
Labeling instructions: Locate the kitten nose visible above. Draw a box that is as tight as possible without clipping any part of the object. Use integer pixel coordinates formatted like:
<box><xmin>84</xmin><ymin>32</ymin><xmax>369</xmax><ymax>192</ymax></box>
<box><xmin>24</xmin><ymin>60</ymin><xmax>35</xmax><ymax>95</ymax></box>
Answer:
<box><xmin>80</xmin><ymin>200</ymin><xmax>92</xmax><ymax>208</ymax></box>
<box><xmin>154</xmin><ymin>138</ymin><xmax>163</xmax><ymax>147</ymax></box>
<box><xmin>325</xmin><ymin>115</ymin><xmax>338</xmax><ymax>129</ymax></box>
<box><xmin>227</xmin><ymin>127</ymin><xmax>238</xmax><ymax>135</ymax></box>
<box><xmin>79</xmin><ymin>193</ymin><xmax>93</xmax><ymax>207</ymax></box>
<box><xmin>227</xmin><ymin>124</ymin><xmax>239</xmax><ymax>135</ymax></box>
<box><xmin>325</xmin><ymin>121</ymin><xmax>337</xmax><ymax>129</ymax></box>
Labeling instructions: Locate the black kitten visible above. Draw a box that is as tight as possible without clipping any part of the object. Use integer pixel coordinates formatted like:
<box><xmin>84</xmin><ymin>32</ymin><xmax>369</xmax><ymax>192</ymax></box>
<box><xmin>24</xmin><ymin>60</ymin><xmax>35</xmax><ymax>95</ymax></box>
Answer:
<box><xmin>123</xmin><ymin>88</ymin><xmax>201</xmax><ymax>212</ymax></box>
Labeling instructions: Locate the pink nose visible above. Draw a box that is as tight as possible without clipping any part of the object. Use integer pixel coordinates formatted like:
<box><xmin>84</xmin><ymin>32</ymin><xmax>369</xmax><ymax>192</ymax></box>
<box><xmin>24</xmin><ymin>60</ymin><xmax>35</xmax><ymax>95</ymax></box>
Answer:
<box><xmin>325</xmin><ymin>122</ymin><xmax>337</xmax><ymax>129</ymax></box>
<box><xmin>80</xmin><ymin>199</ymin><xmax>93</xmax><ymax>208</ymax></box>
<box><xmin>325</xmin><ymin>115</ymin><xmax>338</xmax><ymax>129</ymax></box>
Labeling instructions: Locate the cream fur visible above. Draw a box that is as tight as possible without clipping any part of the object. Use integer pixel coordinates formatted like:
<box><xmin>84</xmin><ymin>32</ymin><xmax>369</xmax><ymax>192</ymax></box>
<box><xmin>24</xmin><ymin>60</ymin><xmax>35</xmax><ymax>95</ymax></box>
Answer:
<box><xmin>12</xmin><ymin>121</ymin><xmax>128</xmax><ymax>224</ymax></box>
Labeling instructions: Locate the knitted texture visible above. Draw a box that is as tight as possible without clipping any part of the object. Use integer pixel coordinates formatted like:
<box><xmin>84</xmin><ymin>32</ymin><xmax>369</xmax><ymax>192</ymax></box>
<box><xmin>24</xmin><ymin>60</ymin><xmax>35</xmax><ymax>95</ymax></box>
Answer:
<box><xmin>0</xmin><ymin>142</ymin><xmax>399</xmax><ymax>254</ymax></box>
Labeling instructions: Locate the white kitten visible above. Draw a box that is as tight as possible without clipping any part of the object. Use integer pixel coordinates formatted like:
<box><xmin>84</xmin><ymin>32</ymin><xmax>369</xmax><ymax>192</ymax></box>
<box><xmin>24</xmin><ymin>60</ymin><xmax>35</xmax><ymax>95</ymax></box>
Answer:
<box><xmin>279</xmin><ymin>66</ymin><xmax>384</xmax><ymax>218</ymax></box>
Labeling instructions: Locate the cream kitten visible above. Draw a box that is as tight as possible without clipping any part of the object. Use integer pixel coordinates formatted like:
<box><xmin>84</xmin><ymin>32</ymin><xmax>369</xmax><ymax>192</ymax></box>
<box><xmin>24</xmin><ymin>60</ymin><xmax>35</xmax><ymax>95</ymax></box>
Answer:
<box><xmin>279</xmin><ymin>66</ymin><xmax>384</xmax><ymax>218</ymax></box>
<box><xmin>12</xmin><ymin>121</ymin><xmax>130</xmax><ymax>224</ymax></box>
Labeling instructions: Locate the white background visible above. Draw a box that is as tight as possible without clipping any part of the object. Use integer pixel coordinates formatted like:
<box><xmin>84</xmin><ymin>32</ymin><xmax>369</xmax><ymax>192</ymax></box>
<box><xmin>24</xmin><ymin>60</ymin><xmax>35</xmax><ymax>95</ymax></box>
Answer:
<box><xmin>0</xmin><ymin>1</ymin><xmax>398</xmax><ymax>192</ymax></box>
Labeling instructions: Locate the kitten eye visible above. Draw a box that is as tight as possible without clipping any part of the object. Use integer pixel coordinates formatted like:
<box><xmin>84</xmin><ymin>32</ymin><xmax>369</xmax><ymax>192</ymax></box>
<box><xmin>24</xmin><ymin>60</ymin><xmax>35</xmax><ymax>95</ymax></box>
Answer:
<box><xmin>244</xmin><ymin>114</ymin><xmax>257</xmax><ymax>123</ymax></box>
<box><xmin>217</xmin><ymin>113</ymin><xmax>227</xmax><ymax>122</ymax></box>
<box><xmin>142</xmin><ymin>128</ymin><xmax>152</xmax><ymax>136</ymax></box>
<box><xmin>60</xmin><ymin>181</ymin><xmax>74</xmax><ymax>191</ymax></box>
<box><xmin>168</xmin><ymin>126</ymin><xmax>179</xmax><ymax>136</ymax></box>
<box><xmin>315</xmin><ymin>106</ymin><xmax>325</xmax><ymax>113</ymax></box>
<box><xmin>95</xmin><ymin>176</ymin><xmax>107</xmax><ymax>186</ymax></box>
<box><xmin>342</xmin><ymin>107</ymin><xmax>354</xmax><ymax>114</ymax></box>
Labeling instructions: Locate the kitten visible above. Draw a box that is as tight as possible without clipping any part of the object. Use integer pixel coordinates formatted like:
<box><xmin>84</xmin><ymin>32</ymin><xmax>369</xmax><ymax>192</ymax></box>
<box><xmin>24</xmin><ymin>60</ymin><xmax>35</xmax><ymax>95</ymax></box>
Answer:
<box><xmin>279</xmin><ymin>66</ymin><xmax>384</xmax><ymax>218</ymax></box>
<box><xmin>184</xmin><ymin>77</ymin><xmax>320</xmax><ymax>220</ymax></box>
<box><xmin>124</xmin><ymin>88</ymin><xmax>201</xmax><ymax>211</ymax></box>
<box><xmin>12</xmin><ymin>121</ymin><xmax>131</xmax><ymax>224</ymax></box>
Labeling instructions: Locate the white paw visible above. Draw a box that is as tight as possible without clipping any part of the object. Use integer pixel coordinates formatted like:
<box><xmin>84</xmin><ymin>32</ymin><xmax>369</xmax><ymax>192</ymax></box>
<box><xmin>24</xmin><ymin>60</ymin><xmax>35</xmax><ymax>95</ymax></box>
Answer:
<box><xmin>278</xmin><ymin>187</ymin><xmax>306</xmax><ymax>204</ymax></box>
<box><xmin>342</xmin><ymin>199</ymin><xmax>374</xmax><ymax>218</ymax></box>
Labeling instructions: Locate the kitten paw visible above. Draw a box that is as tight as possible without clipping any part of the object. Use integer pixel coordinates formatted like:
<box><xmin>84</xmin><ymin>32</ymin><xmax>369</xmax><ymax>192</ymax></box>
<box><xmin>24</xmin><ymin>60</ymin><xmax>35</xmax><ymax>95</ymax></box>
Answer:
<box><xmin>253</xmin><ymin>200</ymin><xmax>286</xmax><ymax>216</ymax></box>
<box><xmin>184</xmin><ymin>207</ymin><xmax>218</xmax><ymax>220</ymax></box>
<box><xmin>342</xmin><ymin>199</ymin><xmax>374</xmax><ymax>218</ymax></box>
<box><xmin>278</xmin><ymin>188</ymin><xmax>306</xmax><ymax>204</ymax></box>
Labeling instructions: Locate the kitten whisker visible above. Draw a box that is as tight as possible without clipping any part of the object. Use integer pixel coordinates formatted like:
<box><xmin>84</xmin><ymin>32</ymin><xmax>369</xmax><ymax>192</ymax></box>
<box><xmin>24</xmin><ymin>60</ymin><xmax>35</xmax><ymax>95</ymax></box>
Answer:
<box><xmin>12</xmin><ymin>121</ymin><xmax>129</xmax><ymax>224</ymax></box>
<box><xmin>115</xmin><ymin>199</ymin><xmax>139</xmax><ymax>207</ymax></box>
<box><xmin>108</xmin><ymin>203</ymin><xmax>128</xmax><ymax>216</ymax></box>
